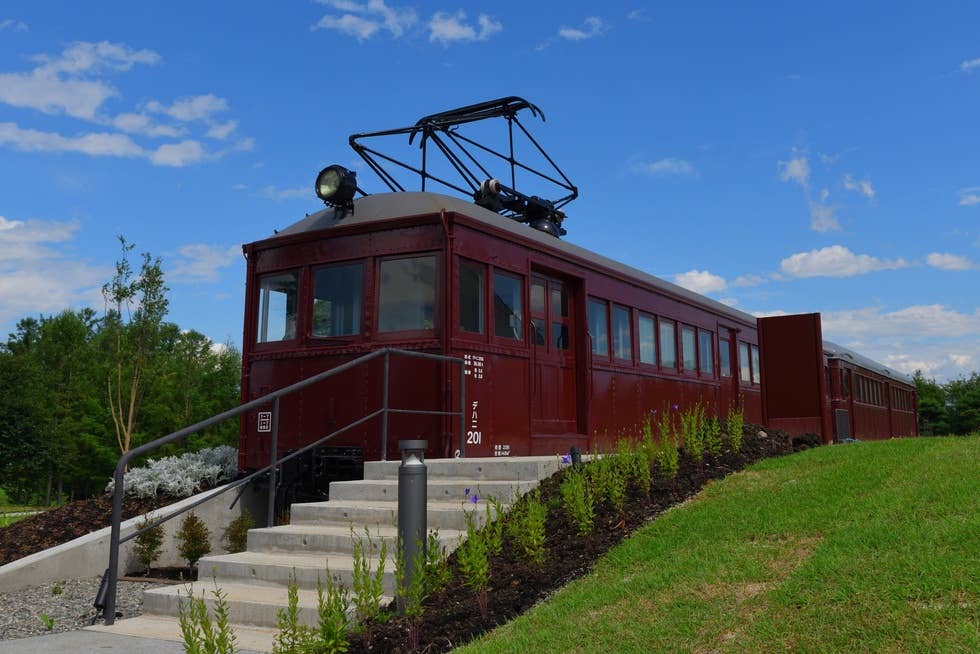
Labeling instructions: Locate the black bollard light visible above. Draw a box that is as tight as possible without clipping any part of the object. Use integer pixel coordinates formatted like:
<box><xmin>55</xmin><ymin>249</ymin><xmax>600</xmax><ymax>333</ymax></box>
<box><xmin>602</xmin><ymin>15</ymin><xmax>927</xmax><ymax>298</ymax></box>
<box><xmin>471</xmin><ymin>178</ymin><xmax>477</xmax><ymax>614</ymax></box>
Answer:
<box><xmin>397</xmin><ymin>439</ymin><xmax>428</xmax><ymax>615</ymax></box>
<box><xmin>570</xmin><ymin>446</ymin><xmax>582</xmax><ymax>467</ymax></box>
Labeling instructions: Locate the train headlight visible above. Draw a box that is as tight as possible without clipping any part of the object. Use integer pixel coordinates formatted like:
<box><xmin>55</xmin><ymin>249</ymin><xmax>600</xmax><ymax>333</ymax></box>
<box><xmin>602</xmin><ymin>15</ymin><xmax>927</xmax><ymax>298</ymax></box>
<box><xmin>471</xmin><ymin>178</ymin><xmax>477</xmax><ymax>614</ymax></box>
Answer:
<box><xmin>315</xmin><ymin>165</ymin><xmax>357</xmax><ymax>207</ymax></box>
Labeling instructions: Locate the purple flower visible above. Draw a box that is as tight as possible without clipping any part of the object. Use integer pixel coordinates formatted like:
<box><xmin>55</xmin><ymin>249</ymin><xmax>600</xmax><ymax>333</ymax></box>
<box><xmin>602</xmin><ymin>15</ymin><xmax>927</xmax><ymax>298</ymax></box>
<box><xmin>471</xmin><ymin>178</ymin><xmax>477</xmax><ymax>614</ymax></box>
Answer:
<box><xmin>560</xmin><ymin>454</ymin><xmax>571</xmax><ymax>465</ymax></box>
<box><xmin>464</xmin><ymin>487</ymin><xmax>470</xmax><ymax>496</ymax></box>
<box><xmin>672</xmin><ymin>403</ymin><xmax>680</xmax><ymax>411</ymax></box>
<box><xmin>469</xmin><ymin>494</ymin><xmax>479</xmax><ymax>504</ymax></box>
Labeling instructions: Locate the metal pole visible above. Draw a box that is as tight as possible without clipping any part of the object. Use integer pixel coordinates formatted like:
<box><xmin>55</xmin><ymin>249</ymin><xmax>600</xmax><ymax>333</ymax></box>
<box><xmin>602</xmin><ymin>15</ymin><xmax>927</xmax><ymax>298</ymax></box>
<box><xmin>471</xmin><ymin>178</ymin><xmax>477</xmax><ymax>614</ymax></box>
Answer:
<box><xmin>267</xmin><ymin>397</ymin><xmax>280</xmax><ymax>528</ymax></box>
<box><xmin>103</xmin><ymin>463</ymin><xmax>126</xmax><ymax>624</ymax></box>
<box><xmin>381</xmin><ymin>350</ymin><xmax>390</xmax><ymax>461</ymax></box>
<box><xmin>397</xmin><ymin>440</ymin><xmax>427</xmax><ymax>615</ymax></box>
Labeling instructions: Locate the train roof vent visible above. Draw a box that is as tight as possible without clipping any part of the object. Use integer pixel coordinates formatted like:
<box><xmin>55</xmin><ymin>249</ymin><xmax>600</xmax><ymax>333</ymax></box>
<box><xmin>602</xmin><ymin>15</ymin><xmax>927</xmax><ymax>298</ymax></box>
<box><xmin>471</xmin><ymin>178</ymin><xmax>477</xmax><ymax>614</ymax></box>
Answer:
<box><xmin>336</xmin><ymin>96</ymin><xmax>578</xmax><ymax>238</ymax></box>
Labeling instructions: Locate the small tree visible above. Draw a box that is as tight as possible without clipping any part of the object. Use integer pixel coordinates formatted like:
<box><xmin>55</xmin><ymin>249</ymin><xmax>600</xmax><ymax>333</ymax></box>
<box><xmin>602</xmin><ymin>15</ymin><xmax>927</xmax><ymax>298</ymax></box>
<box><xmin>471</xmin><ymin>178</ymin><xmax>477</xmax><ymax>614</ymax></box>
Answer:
<box><xmin>134</xmin><ymin>514</ymin><xmax>165</xmax><ymax>575</ymax></box>
<box><xmin>176</xmin><ymin>512</ymin><xmax>212</xmax><ymax>569</ymax></box>
<box><xmin>222</xmin><ymin>509</ymin><xmax>255</xmax><ymax>554</ymax></box>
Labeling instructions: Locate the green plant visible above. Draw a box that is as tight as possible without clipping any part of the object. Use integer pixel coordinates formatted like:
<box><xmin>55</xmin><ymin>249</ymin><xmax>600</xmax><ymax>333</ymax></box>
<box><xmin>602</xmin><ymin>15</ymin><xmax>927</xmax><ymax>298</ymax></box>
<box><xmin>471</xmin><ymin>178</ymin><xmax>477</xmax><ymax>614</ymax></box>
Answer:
<box><xmin>655</xmin><ymin>410</ymin><xmax>680</xmax><ymax>479</ymax></box>
<box><xmin>727</xmin><ymin>400</ymin><xmax>744</xmax><ymax>454</ymax></box>
<box><xmin>273</xmin><ymin>574</ymin><xmax>316</xmax><ymax>654</ymax></box>
<box><xmin>704</xmin><ymin>415</ymin><xmax>723</xmax><ymax>457</ymax></box>
<box><xmin>50</xmin><ymin>580</ymin><xmax>63</xmax><ymax>595</ymax></box>
<box><xmin>39</xmin><ymin>613</ymin><xmax>55</xmax><ymax>631</ymax></box>
<box><xmin>394</xmin><ymin>536</ymin><xmax>429</xmax><ymax>651</ymax></box>
<box><xmin>680</xmin><ymin>402</ymin><xmax>706</xmax><ymax>462</ymax></box>
<box><xmin>350</xmin><ymin>527</ymin><xmax>387</xmax><ymax>648</ymax></box>
<box><xmin>134</xmin><ymin>514</ymin><xmax>165</xmax><ymax>575</ymax></box>
<box><xmin>559</xmin><ymin>465</ymin><xmax>594</xmax><ymax>536</ymax></box>
<box><xmin>176</xmin><ymin>512</ymin><xmax>212</xmax><ymax>569</ymax></box>
<box><xmin>457</xmin><ymin>510</ymin><xmax>490</xmax><ymax>619</ymax></box>
<box><xmin>506</xmin><ymin>489</ymin><xmax>547</xmax><ymax>564</ymax></box>
<box><xmin>177</xmin><ymin>581</ymin><xmax>238</xmax><ymax>654</ymax></box>
<box><xmin>483</xmin><ymin>497</ymin><xmax>505</xmax><ymax>558</ymax></box>
<box><xmin>315</xmin><ymin>568</ymin><xmax>351</xmax><ymax>654</ymax></box>
<box><xmin>424</xmin><ymin>529</ymin><xmax>451</xmax><ymax>595</ymax></box>
<box><xmin>589</xmin><ymin>454</ymin><xmax>628</xmax><ymax>516</ymax></box>
<box><xmin>222</xmin><ymin>509</ymin><xmax>254</xmax><ymax>554</ymax></box>
<box><xmin>635</xmin><ymin>418</ymin><xmax>656</xmax><ymax>492</ymax></box>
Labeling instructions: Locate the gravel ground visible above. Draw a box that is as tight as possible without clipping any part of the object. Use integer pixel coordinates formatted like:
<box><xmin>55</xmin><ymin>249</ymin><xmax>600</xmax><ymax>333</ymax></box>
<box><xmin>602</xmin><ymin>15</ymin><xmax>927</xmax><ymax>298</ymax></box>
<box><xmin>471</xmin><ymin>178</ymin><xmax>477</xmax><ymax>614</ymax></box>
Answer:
<box><xmin>0</xmin><ymin>577</ymin><xmax>166</xmax><ymax>641</ymax></box>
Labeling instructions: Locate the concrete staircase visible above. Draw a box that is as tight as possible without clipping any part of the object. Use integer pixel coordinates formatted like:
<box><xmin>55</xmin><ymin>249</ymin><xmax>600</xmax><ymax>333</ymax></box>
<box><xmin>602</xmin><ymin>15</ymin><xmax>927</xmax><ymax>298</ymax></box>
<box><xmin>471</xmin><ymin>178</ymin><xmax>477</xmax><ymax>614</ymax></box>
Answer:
<box><xmin>90</xmin><ymin>456</ymin><xmax>563</xmax><ymax>652</ymax></box>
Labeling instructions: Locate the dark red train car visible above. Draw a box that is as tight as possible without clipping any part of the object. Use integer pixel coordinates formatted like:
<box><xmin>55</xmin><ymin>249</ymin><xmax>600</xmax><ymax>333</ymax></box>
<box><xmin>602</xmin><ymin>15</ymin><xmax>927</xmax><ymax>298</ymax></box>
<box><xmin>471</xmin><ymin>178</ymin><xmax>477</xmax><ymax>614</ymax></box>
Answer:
<box><xmin>237</xmin><ymin>192</ymin><xmax>765</xmax><ymax>474</ymax></box>
<box><xmin>758</xmin><ymin>314</ymin><xmax>918</xmax><ymax>443</ymax></box>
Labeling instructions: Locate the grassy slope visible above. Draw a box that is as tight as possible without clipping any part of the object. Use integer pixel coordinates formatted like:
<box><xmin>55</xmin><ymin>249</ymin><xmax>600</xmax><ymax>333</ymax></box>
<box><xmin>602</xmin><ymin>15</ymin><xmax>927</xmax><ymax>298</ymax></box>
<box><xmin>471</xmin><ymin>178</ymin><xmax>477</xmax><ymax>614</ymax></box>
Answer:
<box><xmin>462</xmin><ymin>437</ymin><xmax>979</xmax><ymax>653</ymax></box>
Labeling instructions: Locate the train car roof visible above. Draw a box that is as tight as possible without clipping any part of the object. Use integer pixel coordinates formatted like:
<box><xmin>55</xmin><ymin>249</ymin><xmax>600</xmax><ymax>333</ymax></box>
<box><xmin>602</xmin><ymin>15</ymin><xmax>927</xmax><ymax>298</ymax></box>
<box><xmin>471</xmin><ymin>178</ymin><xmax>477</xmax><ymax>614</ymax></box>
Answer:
<box><xmin>823</xmin><ymin>340</ymin><xmax>914</xmax><ymax>385</ymax></box>
<box><xmin>274</xmin><ymin>191</ymin><xmax>759</xmax><ymax>327</ymax></box>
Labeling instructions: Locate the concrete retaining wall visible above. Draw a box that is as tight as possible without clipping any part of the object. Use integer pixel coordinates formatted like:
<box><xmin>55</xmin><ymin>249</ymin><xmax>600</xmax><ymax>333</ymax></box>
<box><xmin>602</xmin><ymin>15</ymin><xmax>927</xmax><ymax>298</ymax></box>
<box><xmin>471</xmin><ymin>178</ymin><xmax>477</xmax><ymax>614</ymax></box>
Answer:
<box><xmin>0</xmin><ymin>484</ymin><xmax>266</xmax><ymax>593</ymax></box>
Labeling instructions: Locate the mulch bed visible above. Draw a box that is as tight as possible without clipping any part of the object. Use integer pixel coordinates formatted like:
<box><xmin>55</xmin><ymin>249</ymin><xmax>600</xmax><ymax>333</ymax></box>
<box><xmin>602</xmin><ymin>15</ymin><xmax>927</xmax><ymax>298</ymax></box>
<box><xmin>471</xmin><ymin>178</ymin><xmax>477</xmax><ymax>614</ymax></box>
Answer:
<box><xmin>351</xmin><ymin>426</ymin><xmax>815</xmax><ymax>653</ymax></box>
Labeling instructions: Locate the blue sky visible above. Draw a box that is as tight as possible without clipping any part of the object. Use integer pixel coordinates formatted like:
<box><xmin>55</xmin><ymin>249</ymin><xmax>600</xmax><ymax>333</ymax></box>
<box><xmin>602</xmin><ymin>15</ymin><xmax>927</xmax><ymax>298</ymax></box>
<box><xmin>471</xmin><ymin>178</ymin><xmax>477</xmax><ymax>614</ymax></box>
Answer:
<box><xmin>1</xmin><ymin>1</ymin><xmax>978</xmax><ymax>381</ymax></box>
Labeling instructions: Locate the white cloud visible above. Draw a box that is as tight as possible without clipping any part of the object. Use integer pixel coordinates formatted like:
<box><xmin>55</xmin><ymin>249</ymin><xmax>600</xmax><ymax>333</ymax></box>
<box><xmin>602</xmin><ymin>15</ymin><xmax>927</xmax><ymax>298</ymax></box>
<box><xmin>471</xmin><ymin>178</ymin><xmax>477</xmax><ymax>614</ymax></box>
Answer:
<box><xmin>629</xmin><ymin>158</ymin><xmax>697</xmax><ymax>177</ymax></box>
<box><xmin>169</xmin><ymin>244</ymin><xmax>240</xmax><ymax>283</ymax></box>
<box><xmin>111</xmin><ymin>112</ymin><xmax>185</xmax><ymax>138</ymax></box>
<box><xmin>778</xmin><ymin>157</ymin><xmax>810</xmax><ymax>187</ymax></box>
<box><xmin>312</xmin><ymin>0</ymin><xmax>417</xmax><ymax>40</ymax></box>
<box><xmin>960</xmin><ymin>57</ymin><xmax>980</xmax><ymax>72</ymax></box>
<box><xmin>842</xmin><ymin>174</ymin><xmax>875</xmax><ymax>200</ymax></box>
<box><xmin>206</xmin><ymin>120</ymin><xmax>238</xmax><ymax>140</ymax></box>
<box><xmin>926</xmin><ymin>252</ymin><xmax>975</xmax><ymax>271</ymax></box>
<box><xmin>260</xmin><ymin>185</ymin><xmax>309</xmax><ymax>201</ymax></box>
<box><xmin>780</xmin><ymin>245</ymin><xmax>907</xmax><ymax>278</ymax></box>
<box><xmin>718</xmin><ymin>297</ymin><xmax>738</xmax><ymax>307</ymax></box>
<box><xmin>808</xmin><ymin>200</ymin><xmax>841</xmax><ymax>232</ymax></box>
<box><xmin>627</xmin><ymin>9</ymin><xmax>651</xmax><ymax>22</ymax></box>
<box><xmin>559</xmin><ymin>17</ymin><xmax>608</xmax><ymax>41</ymax></box>
<box><xmin>149</xmin><ymin>140</ymin><xmax>207</xmax><ymax>167</ymax></box>
<box><xmin>146</xmin><ymin>94</ymin><xmax>228</xmax><ymax>122</ymax></box>
<box><xmin>428</xmin><ymin>11</ymin><xmax>502</xmax><ymax>44</ymax></box>
<box><xmin>731</xmin><ymin>274</ymin><xmax>766</xmax><ymax>287</ymax></box>
<box><xmin>0</xmin><ymin>121</ymin><xmax>145</xmax><ymax>158</ymax></box>
<box><xmin>957</xmin><ymin>187</ymin><xmax>980</xmax><ymax>206</ymax></box>
<box><xmin>32</xmin><ymin>41</ymin><xmax>161</xmax><ymax>75</ymax></box>
<box><xmin>0</xmin><ymin>19</ymin><xmax>28</xmax><ymax>32</ymax></box>
<box><xmin>673</xmin><ymin>269</ymin><xmax>727</xmax><ymax>294</ymax></box>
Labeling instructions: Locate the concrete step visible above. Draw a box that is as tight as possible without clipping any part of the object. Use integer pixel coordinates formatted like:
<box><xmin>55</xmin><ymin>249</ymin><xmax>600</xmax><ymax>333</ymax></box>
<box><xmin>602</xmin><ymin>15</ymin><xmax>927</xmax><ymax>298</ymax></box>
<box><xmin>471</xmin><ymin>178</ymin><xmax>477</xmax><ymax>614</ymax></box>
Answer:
<box><xmin>88</xmin><ymin>615</ymin><xmax>278</xmax><ymax>653</ymax></box>
<box><xmin>364</xmin><ymin>455</ymin><xmax>565</xmax><ymax>481</ymax></box>
<box><xmin>328</xmin><ymin>477</ymin><xmax>537</xmax><ymax>503</ymax></box>
<box><xmin>141</xmin><ymin>581</ymin><xmax>392</xmax><ymax>630</ymax></box>
<box><xmin>197</xmin><ymin>550</ymin><xmax>400</xmax><ymax>594</ymax></box>
<box><xmin>245</xmin><ymin>523</ymin><xmax>463</xmax><ymax>555</ymax></box>
<box><xmin>289</xmin><ymin>498</ymin><xmax>496</xmax><ymax>531</ymax></box>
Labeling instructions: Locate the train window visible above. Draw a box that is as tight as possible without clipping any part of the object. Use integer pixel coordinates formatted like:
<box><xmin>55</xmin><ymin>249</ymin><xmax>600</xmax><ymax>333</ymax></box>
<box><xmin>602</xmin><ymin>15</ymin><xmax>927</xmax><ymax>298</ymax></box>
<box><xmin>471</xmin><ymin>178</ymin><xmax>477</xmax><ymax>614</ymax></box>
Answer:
<box><xmin>660</xmin><ymin>319</ymin><xmax>676</xmax><ymax>369</ymax></box>
<box><xmin>552</xmin><ymin>323</ymin><xmax>570</xmax><ymax>350</ymax></box>
<box><xmin>842</xmin><ymin>371</ymin><xmax>850</xmax><ymax>398</ymax></box>
<box><xmin>751</xmin><ymin>345</ymin><xmax>761</xmax><ymax>384</ymax></box>
<box><xmin>530</xmin><ymin>282</ymin><xmax>546</xmax><ymax>315</ymax></box>
<box><xmin>493</xmin><ymin>271</ymin><xmax>524</xmax><ymax>340</ymax></box>
<box><xmin>699</xmin><ymin>330</ymin><xmax>714</xmax><ymax>375</ymax></box>
<box><xmin>719</xmin><ymin>337</ymin><xmax>731</xmax><ymax>378</ymax></box>
<box><xmin>588</xmin><ymin>298</ymin><xmax>609</xmax><ymax>356</ymax></box>
<box><xmin>458</xmin><ymin>260</ymin><xmax>484</xmax><ymax>334</ymax></box>
<box><xmin>739</xmin><ymin>342</ymin><xmax>751</xmax><ymax>383</ymax></box>
<box><xmin>612</xmin><ymin>305</ymin><xmax>632</xmax><ymax>361</ymax></box>
<box><xmin>638</xmin><ymin>314</ymin><xmax>656</xmax><ymax>364</ymax></box>
<box><xmin>256</xmin><ymin>272</ymin><xmax>299</xmax><ymax>343</ymax></box>
<box><xmin>378</xmin><ymin>255</ymin><xmax>436</xmax><ymax>332</ymax></box>
<box><xmin>552</xmin><ymin>287</ymin><xmax>568</xmax><ymax>318</ymax></box>
<box><xmin>682</xmin><ymin>326</ymin><xmax>697</xmax><ymax>371</ymax></box>
<box><xmin>312</xmin><ymin>263</ymin><xmax>362</xmax><ymax>338</ymax></box>
<box><xmin>531</xmin><ymin>318</ymin><xmax>546</xmax><ymax>346</ymax></box>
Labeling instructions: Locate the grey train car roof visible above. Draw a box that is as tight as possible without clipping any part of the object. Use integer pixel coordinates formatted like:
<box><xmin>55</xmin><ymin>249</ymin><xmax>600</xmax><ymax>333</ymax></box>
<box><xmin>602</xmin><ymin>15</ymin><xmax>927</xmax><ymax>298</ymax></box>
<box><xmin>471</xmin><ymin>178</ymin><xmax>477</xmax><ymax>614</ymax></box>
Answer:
<box><xmin>276</xmin><ymin>191</ymin><xmax>759</xmax><ymax>328</ymax></box>
<box><xmin>824</xmin><ymin>340</ymin><xmax>914</xmax><ymax>385</ymax></box>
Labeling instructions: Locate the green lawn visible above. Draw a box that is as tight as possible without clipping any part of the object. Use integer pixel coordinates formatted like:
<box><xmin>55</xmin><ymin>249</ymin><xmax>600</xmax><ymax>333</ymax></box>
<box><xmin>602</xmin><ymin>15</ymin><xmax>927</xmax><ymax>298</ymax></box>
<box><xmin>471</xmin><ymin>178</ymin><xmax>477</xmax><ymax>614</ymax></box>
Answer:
<box><xmin>462</xmin><ymin>437</ymin><xmax>979</xmax><ymax>653</ymax></box>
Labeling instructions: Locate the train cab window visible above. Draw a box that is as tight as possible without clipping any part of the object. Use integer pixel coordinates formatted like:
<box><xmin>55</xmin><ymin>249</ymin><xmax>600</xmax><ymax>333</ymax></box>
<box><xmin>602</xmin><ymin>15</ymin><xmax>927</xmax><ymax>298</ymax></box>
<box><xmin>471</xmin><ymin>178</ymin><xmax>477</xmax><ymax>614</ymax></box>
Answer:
<box><xmin>660</xmin><ymin>318</ymin><xmax>676</xmax><ymax>369</ymax></box>
<box><xmin>638</xmin><ymin>314</ymin><xmax>656</xmax><ymax>365</ymax></box>
<box><xmin>751</xmin><ymin>345</ymin><xmax>761</xmax><ymax>384</ymax></box>
<box><xmin>493</xmin><ymin>271</ymin><xmax>524</xmax><ymax>340</ymax></box>
<box><xmin>719</xmin><ymin>336</ymin><xmax>731</xmax><ymax>377</ymax></box>
<box><xmin>842</xmin><ymin>371</ymin><xmax>850</xmax><ymax>398</ymax></box>
<box><xmin>256</xmin><ymin>272</ymin><xmax>299</xmax><ymax>343</ymax></box>
<box><xmin>588</xmin><ymin>298</ymin><xmax>609</xmax><ymax>357</ymax></box>
<box><xmin>459</xmin><ymin>260</ymin><xmax>485</xmax><ymax>334</ymax></box>
<box><xmin>699</xmin><ymin>330</ymin><xmax>714</xmax><ymax>375</ymax></box>
<box><xmin>739</xmin><ymin>341</ymin><xmax>751</xmax><ymax>383</ymax></box>
<box><xmin>612</xmin><ymin>305</ymin><xmax>632</xmax><ymax>361</ymax></box>
<box><xmin>312</xmin><ymin>263</ymin><xmax>362</xmax><ymax>338</ymax></box>
<box><xmin>378</xmin><ymin>255</ymin><xmax>436</xmax><ymax>332</ymax></box>
<box><xmin>551</xmin><ymin>287</ymin><xmax>570</xmax><ymax>350</ymax></box>
<box><xmin>682</xmin><ymin>326</ymin><xmax>697</xmax><ymax>371</ymax></box>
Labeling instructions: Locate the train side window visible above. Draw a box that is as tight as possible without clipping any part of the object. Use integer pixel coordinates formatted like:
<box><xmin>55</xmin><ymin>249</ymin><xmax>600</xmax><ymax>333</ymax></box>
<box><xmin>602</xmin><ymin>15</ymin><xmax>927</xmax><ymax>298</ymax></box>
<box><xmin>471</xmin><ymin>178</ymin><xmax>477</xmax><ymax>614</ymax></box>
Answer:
<box><xmin>378</xmin><ymin>255</ymin><xmax>437</xmax><ymax>332</ymax></box>
<box><xmin>681</xmin><ymin>326</ymin><xmax>697</xmax><ymax>371</ymax></box>
<box><xmin>660</xmin><ymin>318</ymin><xmax>676</xmax><ymax>369</ymax></box>
<box><xmin>312</xmin><ymin>263</ymin><xmax>362</xmax><ymax>338</ymax></box>
<box><xmin>739</xmin><ymin>341</ymin><xmax>751</xmax><ymax>383</ymax></box>
<box><xmin>842</xmin><ymin>371</ymin><xmax>850</xmax><ymax>398</ymax></box>
<box><xmin>588</xmin><ymin>298</ymin><xmax>609</xmax><ymax>357</ymax></box>
<box><xmin>638</xmin><ymin>313</ymin><xmax>656</xmax><ymax>365</ymax></box>
<box><xmin>751</xmin><ymin>345</ymin><xmax>761</xmax><ymax>384</ymax></box>
<box><xmin>493</xmin><ymin>271</ymin><xmax>524</xmax><ymax>340</ymax></box>
<box><xmin>719</xmin><ymin>336</ymin><xmax>731</xmax><ymax>377</ymax></box>
<box><xmin>612</xmin><ymin>305</ymin><xmax>632</xmax><ymax>361</ymax></box>
<box><xmin>699</xmin><ymin>330</ymin><xmax>714</xmax><ymax>375</ymax></box>
<box><xmin>257</xmin><ymin>271</ymin><xmax>299</xmax><ymax>343</ymax></box>
<box><xmin>458</xmin><ymin>260</ymin><xmax>485</xmax><ymax>334</ymax></box>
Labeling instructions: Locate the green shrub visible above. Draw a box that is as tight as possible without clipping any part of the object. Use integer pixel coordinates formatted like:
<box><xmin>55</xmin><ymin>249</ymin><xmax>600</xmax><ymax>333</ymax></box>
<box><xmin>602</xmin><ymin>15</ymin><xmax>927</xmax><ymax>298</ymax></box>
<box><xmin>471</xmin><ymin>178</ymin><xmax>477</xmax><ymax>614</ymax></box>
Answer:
<box><xmin>134</xmin><ymin>514</ymin><xmax>165</xmax><ymax>575</ymax></box>
<box><xmin>177</xmin><ymin>581</ymin><xmax>237</xmax><ymax>654</ymax></box>
<box><xmin>506</xmin><ymin>489</ymin><xmax>547</xmax><ymax>564</ymax></box>
<box><xmin>222</xmin><ymin>509</ymin><xmax>254</xmax><ymax>554</ymax></box>
<box><xmin>483</xmin><ymin>497</ymin><xmax>504</xmax><ymax>558</ymax></box>
<box><xmin>727</xmin><ymin>401</ymin><xmax>744</xmax><ymax>454</ymax></box>
<box><xmin>681</xmin><ymin>402</ymin><xmax>706</xmax><ymax>462</ymax></box>
<box><xmin>457</xmin><ymin>510</ymin><xmax>490</xmax><ymax>619</ymax></box>
<box><xmin>315</xmin><ymin>569</ymin><xmax>351</xmax><ymax>654</ymax></box>
<box><xmin>704</xmin><ymin>415</ymin><xmax>723</xmax><ymax>457</ymax></box>
<box><xmin>350</xmin><ymin>527</ymin><xmax>387</xmax><ymax>649</ymax></box>
<box><xmin>655</xmin><ymin>412</ymin><xmax>680</xmax><ymax>480</ymax></box>
<box><xmin>423</xmin><ymin>530</ymin><xmax>451</xmax><ymax>596</ymax></box>
<box><xmin>273</xmin><ymin>574</ymin><xmax>316</xmax><ymax>654</ymax></box>
<box><xmin>559</xmin><ymin>466</ymin><xmax>594</xmax><ymax>536</ymax></box>
<box><xmin>176</xmin><ymin>512</ymin><xmax>212</xmax><ymax>569</ymax></box>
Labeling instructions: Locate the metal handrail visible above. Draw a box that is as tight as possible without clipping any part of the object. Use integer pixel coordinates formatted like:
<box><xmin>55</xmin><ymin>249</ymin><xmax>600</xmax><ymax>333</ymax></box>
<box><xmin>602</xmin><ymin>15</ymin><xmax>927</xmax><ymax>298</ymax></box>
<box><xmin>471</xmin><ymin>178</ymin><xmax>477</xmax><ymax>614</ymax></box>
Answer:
<box><xmin>102</xmin><ymin>347</ymin><xmax>465</xmax><ymax>624</ymax></box>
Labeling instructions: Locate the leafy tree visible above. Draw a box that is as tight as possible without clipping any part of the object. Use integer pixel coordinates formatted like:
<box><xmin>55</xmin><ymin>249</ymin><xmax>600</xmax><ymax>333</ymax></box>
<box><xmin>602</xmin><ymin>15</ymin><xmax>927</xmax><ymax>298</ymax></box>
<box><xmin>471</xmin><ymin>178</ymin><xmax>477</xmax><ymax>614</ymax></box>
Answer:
<box><xmin>913</xmin><ymin>371</ymin><xmax>950</xmax><ymax>436</ymax></box>
<box><xmin>0</xmin><ymin>349</ymin><xmax>45</xmax><ymax>503</ymax></box>
<box><xmin>946</xmin><ymin>373</ymin><xmax>980</xmax><ymax>435</ymax></box>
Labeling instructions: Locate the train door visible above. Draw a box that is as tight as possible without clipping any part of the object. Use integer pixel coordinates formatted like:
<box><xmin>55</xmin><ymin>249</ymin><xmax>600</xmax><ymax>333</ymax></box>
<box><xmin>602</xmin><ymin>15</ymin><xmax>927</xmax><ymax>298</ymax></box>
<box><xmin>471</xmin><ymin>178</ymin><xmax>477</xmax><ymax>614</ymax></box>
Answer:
<box><xmin>529</xmin><ymin>274</ymin><xmax>578</xmax><ymax>435</ymax></box>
